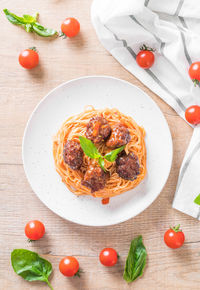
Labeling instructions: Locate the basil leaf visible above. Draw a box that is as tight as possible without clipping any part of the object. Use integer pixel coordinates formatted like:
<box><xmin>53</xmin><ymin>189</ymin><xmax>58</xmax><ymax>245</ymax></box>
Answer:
<box><xmin>11</xmin><ymin>249</ymin><xmax>54</xmax><ymax>289</ymax></box>
<box><xmin>23</xmin><ymin>14</ymin><xmax>36</xmax><ymax>23</ymax></box>
<box><xmin>98</xmin><ymin>157</ymin><xmax>106</xmax><ymax>172</ymax></box>
<box><xmin>104</xmin><ymin>145</ymin><xmax>125</xmax><ymax>162</ymax></box>
<box><xmin>123</xmin><ymin>236</ymin><xmax>147</xmax><ymax>283</ymax></box>
<box><xmin>25</xmin><ymin>23</ymin><xmax>33</xmax><ymax>33</ymax></box>
<box><xmin>3</xmin><ymin>9</ymin><xmax>57</xmax><ymax>37</ymax></box>
<box><xmin>79</xmin><ymin>136</ymin><xmax>102</xmax><ymax>159</ymax></box>
<box><xmin>3</xmin><ymin>9</ymin><xmax>25</xmax><ymax>25</ymax></box>
<box><xmin>194</xmin><ymin>194</ymin><xmax>200</xmax><ymax>205</ymax></box>
<box><xmin>32</xmin><ymin>23</ymin><xmax>57</xmax><ymax>37</ymax></box>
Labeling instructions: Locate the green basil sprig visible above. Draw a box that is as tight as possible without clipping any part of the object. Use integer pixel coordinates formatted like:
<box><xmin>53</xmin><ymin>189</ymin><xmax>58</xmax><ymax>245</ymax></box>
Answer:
<box><xmin>3</xmin><ymin>9</ymin><xmax>57</xmax><ymax>37</ymax></box>
<box><xmin>123</xmin><ymin>236</ymin><xmax>147</xmax><ymax>283</ymax></box>
<box><xmin>194</xmin><ymin>194</ymin><xmax>200</xmax><ymax>205</ymax></box>
<box><xmin>104</xmin><ymin>146</ymin><xmax>125</xmax><ymax>162</ymax></box>
<box><xmin>11</xmin><ymin>249</ymin><xmax>54</xmax><ymax>289</ymax></box>
<box><xmin>98</xmin><ymin>156</ymin><xmax>105</xmax><ymax>171</ymax></box>
<box><xmin>79</xmin><ymin>136</ymin><xmax>125</xmax><ymax>172</ymax></box>
<box><xmin>79</xmin><ymin>136</ymin><xmax>101</xmax><ymax>159</ymax></box>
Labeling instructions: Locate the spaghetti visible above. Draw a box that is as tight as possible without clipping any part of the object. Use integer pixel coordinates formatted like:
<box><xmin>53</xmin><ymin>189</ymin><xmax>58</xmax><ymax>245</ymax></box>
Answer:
<box><xmin>53</xmin><ymin>107</ymin><xmax>146</xmax><ymax>199</ymax></box>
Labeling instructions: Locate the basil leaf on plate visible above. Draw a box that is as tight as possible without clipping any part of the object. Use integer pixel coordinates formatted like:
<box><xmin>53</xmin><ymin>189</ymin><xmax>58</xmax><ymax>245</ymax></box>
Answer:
<box><xmin>79</xmin><ymin>136</ymin><xmax>102</xmax><ymax>159</ymax></box>
<box><xmin>123</xmin><ymin>236</ymin><xmax>147</xmax><ymax>283</ymax></box>
<box><xmin>194</xmin><ymin>194</ymin><xmax>200</xmax><ymax>205</ymax></box>
<box><xmin>11</xmin><ymin>249</ymin><xmax>54</xmax><ymax>289</ymax></box>
<box><xmin>78</xmin><ymin>136</ymin><xmax>123</xmax><ymax>171</ymax></box>
<box><xmin>104</xmin><ymin>145</ymin><xmax>125</xmax><ymax>162</ymax></box>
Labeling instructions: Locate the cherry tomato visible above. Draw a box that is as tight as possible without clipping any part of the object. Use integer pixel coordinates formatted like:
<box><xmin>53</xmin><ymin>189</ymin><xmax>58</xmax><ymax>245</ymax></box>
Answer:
<box><xmin>25</xmin><ymin>220</ymin><xmax>45</xmax><ymax>240</ymax></box>
<box><xmin>19</xmin><ymin>48</ymin><xmax>39</xmax><ymax>69</ymax></box>
<box><xmin>102</xmin><ymin>198</ymin><xmax>110</xmax><ymax>205</ymax></box>
<box><xmin>189</xmin><ymin>62</ymin><xmax>200</xmax><ymax>85</ymax></box>
<box><xmin>59</xmin><ymin>256</ymin><xmax>79</xmax><ymax>277</ymax></box>
<box><xmin>61</xmin><ymin>17</ymin><xmax>80</xmax><ymax>38</ymax></box>
<box><xmin>99</xmin><ymin>248</ymin><xmax>118</xmax><ymax>267</ymax></box>
<box><xmin>136</xmin><ymin>49</ymin><xmax>155</xmax><ymax>69</ymax></box>
<box><xmin>164</xmin><ymin>225</ymin><xmax>185</xmax><ymax>249</ymax></box>
<box><xmin>185</xmin><ymin>105</ymin><xmax>200</xmax><ymax>125</ymax></box>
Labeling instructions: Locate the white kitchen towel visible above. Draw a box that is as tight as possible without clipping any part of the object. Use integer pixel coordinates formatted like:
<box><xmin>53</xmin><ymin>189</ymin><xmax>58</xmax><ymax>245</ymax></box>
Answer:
<box><xmin>91</xmin><ymin>0</ymin><xmax>200</xmax><ymax>219</ymax></box>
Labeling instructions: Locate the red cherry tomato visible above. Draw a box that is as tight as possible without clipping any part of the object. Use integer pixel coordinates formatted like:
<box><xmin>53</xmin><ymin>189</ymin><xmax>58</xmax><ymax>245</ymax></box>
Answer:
<box><xmin>185</xmin><ymin>105</ymin><xmax>200</xmax><ymax>125</ymax></box>
<box><xmin>19</xmin><ymin>48</ymin><xmax>39</xmax><ymax>69</ymax></box>
<box><xmin>102</xmin><ymin>198</ymin><xmax>110</xmax><ymax>205</ymax></box>
<box><xmin>189</xmin><ymin>62</ymin><xmax>200</xmax><ymax>85</ymax></box>
<box><xmin>99</xmin><ymin>248</ymin><xmax>118</xmax><ymax>267</ymax></box>
<box><xmin>59</xmin><ymin>256</ymin><xmax>79</xmax><ymax>277</ymax></box>
<box><xmin>136</xmin><ymin>50</ymin><xmax>155</xmax><ymax>69</ymax></box>
<box><xmin>25</xmin><ymin>220</ymin><xmax>45</xmax><ymax>240</ymax></box>
<box><xmin>164</xmin><ymin>225</ymin><xmax>185</xmax><ymax>249</ymax></box>
<box><xmin>61</xmin><ymin>17</ymin><xmax>80</xmax><ymax>38</ymax></box>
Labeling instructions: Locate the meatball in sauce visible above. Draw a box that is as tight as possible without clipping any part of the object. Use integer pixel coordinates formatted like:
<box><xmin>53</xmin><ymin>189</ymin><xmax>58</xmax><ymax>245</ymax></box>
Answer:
<box><xmin>116</xmin><ymin>151</ymin><xmax>140</xmax><ymax>180</ymax></box>
<box><xmin>106</xmin><ymin>123</ymin><xmax>131</xmax><ymax>148</ymax></box>
<box><xmin>63</xmin><ymin>140</ymin><xmax>83</xmax><ymax>170</ymax></box>
<box><xmin>85</xmin><ymin>116</ymin><xmax>111</xmax><ymax>143</ymax></box>
<box><xmin>82</xmin><ymin>164</ymin><xmax>107</xmax><ymax>192</ymax></box>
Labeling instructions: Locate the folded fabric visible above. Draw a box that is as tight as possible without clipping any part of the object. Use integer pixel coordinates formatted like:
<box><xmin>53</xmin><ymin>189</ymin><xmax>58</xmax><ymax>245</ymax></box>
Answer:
<box><xmin>91</xmin><ymin>0</ymin><xmax>200</xmax><ymax>219</ymax></box>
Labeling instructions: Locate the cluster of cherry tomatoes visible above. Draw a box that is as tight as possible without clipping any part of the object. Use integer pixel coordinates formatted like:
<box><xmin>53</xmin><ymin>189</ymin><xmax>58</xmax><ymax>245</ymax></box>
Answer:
<box><xmin>136</xmin><ymin>46</ymin><xmax>200</xmax><ymax>126</ymax></box>
<box><xmin>19</xmin><ymin>17</ymin><xmax>80</xmax><ymax>69</ymax></box>
<box><xmin>25</xmin><ymin>220</ymin><xmax>185</xmax><ymax>277</ymax></box>
<box><xmin>25</xmin><ymin>220</ymin><xmax>118</xmax><ymax>277</ymax></box>
<box><xmin>19</xmin><ymin>22</ymin><xmax>200</xmax><ymax>126</ymax></box>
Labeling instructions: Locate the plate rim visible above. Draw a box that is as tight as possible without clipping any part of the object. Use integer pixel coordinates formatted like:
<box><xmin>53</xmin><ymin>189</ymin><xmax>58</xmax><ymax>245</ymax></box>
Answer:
<box><xmin>22</xmin><ymin>75</ymin><xmax>173</xmax><ymax>226</ymax></box>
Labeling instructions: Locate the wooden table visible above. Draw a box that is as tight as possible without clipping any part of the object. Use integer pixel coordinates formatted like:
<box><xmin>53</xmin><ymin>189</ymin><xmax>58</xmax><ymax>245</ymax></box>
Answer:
<box><xmin>1</xmin><ymin>1</ymin><xmax>200</xmax><ymax>289</ymax></box>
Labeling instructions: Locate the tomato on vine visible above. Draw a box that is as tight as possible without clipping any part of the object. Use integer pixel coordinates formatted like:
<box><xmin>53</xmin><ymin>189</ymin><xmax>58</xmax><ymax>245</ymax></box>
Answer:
<box><xmin>136</xmin><ymin>44</ymin><xmax>155</xmax><ymax>69</ymax></box>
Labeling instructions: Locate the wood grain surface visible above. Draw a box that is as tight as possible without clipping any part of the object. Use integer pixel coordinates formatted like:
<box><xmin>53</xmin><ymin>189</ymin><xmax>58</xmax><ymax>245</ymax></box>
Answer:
<box><xmin>0</xmin><ymin>1</ymin><xmax>200</xmax><ymax>289</ymax></box>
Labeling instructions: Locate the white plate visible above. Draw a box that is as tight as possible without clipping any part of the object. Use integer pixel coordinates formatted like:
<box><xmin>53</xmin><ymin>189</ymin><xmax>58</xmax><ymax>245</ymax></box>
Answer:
<box><xmin>22</xmin><ymin>76</ymin><xmax>172</xmax><ymax>226</ymax></box>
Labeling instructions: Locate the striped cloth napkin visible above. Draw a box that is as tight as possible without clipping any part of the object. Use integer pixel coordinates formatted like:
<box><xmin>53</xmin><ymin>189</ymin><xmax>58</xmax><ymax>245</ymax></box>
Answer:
<box><xmin>91</xmin><ymin>0</ymin><xmax>200</xmax><ymax>219</ymax></box>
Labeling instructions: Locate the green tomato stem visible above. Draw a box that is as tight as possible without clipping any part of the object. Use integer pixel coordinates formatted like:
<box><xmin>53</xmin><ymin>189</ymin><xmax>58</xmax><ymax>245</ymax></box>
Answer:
<box><xmin>193</xmin><ymin>79</ymin><xmax>200</xmax><ymax>87</ymax></box>
<box><xmin>140</xmin><ymin>44</ymin><xmax>155</xmax><ymax>52</ymax></box>
<box><xmin>27</xmin><ymin>238</ymin><xmax>35</xmax><ymax>243</ymax></box>
<box><xmin>171</xmin><ymin>224</ymin><xmax>181</xmax><ymax>232</ymax></box>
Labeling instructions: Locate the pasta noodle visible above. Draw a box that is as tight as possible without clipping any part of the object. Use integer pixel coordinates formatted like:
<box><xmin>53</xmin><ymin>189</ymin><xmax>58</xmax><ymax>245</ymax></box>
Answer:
<box><xmin>53</xmin><ymin>107</ymin><xmax>146</xmax><ymax>199</ymax></box>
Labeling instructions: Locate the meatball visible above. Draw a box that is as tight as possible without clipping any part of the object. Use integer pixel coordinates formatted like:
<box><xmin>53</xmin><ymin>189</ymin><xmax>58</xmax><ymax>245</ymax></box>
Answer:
<box><xmin>106</xmin><ymin>123</ymin><xmax>131</xmax><ymax>148</ymax></box>
<box><xmin>85</xmin><ymin>116</ymin><xmax>111</xmax><ymax>143</ymax></box>
<box><xmin>63</xmin><ymin>140</ymin><xmax>83</xmax><ymax>170</ymax></box>
<box><xmin>82</xmin><ymin>165</ymin><xmax>107</xmax><ymax>192</ymax></box>
<box><xmin>116</xmin><ymin>151</ymin><xmax>140</xmax><ymax>180</ymax></box>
